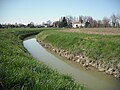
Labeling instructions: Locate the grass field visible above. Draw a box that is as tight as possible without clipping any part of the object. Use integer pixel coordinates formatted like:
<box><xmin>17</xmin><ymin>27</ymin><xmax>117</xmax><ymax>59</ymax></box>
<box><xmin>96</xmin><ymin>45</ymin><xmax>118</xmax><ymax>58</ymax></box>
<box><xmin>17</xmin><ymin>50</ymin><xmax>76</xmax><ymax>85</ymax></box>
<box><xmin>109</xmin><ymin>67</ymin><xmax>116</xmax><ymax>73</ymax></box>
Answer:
<box><xmin>0</xmin><ymin>28</ymin><xmax>88</xmax><ymax>90</ymax></box>
<box><xmin>37</xmin><ymin>28</ymin><xmax>120</xmax><ymax>70</ymax></box>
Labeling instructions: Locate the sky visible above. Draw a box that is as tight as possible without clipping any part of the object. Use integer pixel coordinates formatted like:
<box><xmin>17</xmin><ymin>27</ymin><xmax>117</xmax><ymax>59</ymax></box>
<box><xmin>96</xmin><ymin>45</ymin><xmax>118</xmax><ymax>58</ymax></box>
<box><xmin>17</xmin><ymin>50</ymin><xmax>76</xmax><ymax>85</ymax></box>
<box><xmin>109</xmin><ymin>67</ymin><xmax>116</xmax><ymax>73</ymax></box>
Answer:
<box><xmin>0</xmin><ymin>0</ymin><xmax>120</xmax><ymax>24</ymax></box>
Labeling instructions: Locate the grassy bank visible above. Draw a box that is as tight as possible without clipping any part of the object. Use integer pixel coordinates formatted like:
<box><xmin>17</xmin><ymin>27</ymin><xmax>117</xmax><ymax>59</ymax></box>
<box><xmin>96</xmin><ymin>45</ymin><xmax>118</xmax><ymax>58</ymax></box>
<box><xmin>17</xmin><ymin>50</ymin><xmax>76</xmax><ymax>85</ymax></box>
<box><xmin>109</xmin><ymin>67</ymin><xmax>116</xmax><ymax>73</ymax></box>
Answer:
<box><xmin>37</xmin><ymin>30</ymin><xmax>120</xmax><ymax>69</ymax></box>
<box><xmin>0</xmin><ymin>28</ymin><xmax>88</xmax><ymax>90</ymax></box>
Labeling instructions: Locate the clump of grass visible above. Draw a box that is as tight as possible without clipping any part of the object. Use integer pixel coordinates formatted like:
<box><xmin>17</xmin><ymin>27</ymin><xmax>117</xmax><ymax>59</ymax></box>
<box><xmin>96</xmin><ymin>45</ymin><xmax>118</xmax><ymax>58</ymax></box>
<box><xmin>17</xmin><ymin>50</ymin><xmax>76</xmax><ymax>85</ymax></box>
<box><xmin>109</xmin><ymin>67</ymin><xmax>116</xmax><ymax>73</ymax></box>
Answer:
<box><xmin>37</xmin><ymin>30</ymin><xmax>120</xmax><ymax>67</ymax></box>
<box><xmin>0</xmin><ymin>28</ymin><xmax>88</xmax><ymax>90</ymax></box>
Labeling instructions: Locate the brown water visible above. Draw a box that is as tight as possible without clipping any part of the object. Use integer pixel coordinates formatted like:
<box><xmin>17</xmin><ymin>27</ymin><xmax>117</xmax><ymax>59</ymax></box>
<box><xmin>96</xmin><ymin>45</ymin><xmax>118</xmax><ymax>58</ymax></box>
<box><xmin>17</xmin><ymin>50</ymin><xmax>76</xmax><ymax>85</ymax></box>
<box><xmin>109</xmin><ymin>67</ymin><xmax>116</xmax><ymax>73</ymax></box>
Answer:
<box><xmin>23</xmin><ymin>37</ymin><xmax>120</xmax><ymax>90</ymax></box>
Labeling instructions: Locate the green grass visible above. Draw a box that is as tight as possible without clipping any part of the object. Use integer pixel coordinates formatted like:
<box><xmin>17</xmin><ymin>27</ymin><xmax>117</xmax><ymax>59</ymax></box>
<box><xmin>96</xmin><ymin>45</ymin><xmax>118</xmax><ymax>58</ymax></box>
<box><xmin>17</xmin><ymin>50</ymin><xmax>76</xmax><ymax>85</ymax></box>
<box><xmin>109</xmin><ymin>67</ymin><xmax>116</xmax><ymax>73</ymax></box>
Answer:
<box><xmin>37</xmin><ymin>30</ymin><xmax>120</xmax><ymax>68</ymax></box>
<box><xmin>0</xmin><ymin>28</ymin><xmax>88</xmax><ymax>90</ymax></box>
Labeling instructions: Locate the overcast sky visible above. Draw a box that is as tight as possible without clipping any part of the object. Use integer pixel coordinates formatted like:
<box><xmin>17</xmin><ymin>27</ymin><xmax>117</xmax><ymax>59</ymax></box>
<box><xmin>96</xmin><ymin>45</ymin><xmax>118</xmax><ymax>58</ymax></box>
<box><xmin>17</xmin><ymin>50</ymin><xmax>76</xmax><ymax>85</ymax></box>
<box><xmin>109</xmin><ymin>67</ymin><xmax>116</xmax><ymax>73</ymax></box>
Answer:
<box><xmin>0</xmin><ymin>0</ymin><xmax>120</xmax><ymax>24</ymax></box>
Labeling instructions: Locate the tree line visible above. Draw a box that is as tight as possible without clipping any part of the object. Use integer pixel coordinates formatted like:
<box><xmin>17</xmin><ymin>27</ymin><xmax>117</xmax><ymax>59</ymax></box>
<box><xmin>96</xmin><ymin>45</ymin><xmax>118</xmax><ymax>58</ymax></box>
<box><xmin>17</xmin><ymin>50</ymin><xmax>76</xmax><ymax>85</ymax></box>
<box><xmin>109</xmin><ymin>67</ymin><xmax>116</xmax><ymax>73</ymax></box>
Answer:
<box><xmin>0</xmin><ymin>14</ymin><xmax>120</xmax><ymax>28</ymax></box>
<box><xmin>0</xmin><ymin>20</ymin><xmax>53</xmax><ymax>29</ymax></box>
<box><xmin>54</xmin><ymin>14</ymin><xmax>120</xmax><ymax>28</ymax></box>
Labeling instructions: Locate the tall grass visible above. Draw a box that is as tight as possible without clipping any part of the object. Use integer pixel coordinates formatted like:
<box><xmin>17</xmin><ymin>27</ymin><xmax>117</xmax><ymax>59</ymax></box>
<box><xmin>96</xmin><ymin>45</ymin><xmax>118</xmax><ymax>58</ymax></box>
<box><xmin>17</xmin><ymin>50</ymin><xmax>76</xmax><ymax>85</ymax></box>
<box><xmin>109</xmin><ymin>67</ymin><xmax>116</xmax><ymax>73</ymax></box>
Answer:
<box><xmin>37</xmin><ymin>30</ymin><xmax>120</xmax><ymax>67</ymax></box>
<box><xmin>0</xmin><ymin>28</ymin><xmax>88</xmax><ymax>90</ymax></box>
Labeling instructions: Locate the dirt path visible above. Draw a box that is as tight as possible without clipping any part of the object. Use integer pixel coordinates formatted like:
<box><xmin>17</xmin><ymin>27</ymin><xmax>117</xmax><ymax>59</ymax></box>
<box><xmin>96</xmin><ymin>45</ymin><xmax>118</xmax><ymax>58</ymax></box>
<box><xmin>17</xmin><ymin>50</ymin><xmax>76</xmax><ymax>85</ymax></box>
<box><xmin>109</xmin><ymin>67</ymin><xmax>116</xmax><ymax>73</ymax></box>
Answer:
<box><xmin>60</xmin><ymin>28</ymin><xmax>120</xmax><ymax>35</ymax></box>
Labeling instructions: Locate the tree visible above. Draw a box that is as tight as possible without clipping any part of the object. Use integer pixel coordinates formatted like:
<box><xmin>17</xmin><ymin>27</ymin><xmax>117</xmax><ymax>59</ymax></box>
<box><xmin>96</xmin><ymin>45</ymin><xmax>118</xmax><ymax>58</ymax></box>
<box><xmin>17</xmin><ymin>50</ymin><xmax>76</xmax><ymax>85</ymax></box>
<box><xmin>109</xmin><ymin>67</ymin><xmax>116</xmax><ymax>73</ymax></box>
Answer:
<box><xmin>116</xmin><ymin>14</ymin><xmax>120</xmax><ymax>28</ymax></box>
<box><xmin>60</xmin><ymin>17</ymin><xmax>68</xmax><ymax>28</ymax></box>
<box><xmin>87</xmin><ymin>16</ymin><xmax>94</xmax><ymax>28</ymax></box>
<box><xmin>14</xmin><ymin>23</ymin><xmax>18</xmax><ymax>28</ymax></box>
<box><xmin>111</xmin><ymin>14</ymin><xmax>117</xmax><ymax>27</ymax></box>
<box><xmin>79</xmin><ymin>16</ymin><xmax>83</xmax><ymax>22</ymax></box>
<box><xmin>28</xmin><ymin>22</ymin><xmax>34</xmax><ymax>28</ymax></box>
<box><xmin>53</xmin><ymin>21</ymin><xmax>61</xmax><ymax>28</ymax></box>
<box><xmin>65</xmin><ymin>15</ymin><xmax>73</xmax><ymax>28</ymax></box>
<box><xmin>102</xmin><ymin>17</ymin><xmax>110</xmax><ymax>27</ymax></box>
<box><xmin>46</xmin><ymin>20</ymin><xmax>52</xmax><ymax>25</ymax></box>
<box><xmin>0</xmin><ymin>24</ymin><xmax>2</xmax><ymax>28</ymax></box>
<box><xmin>92</xmin><ymin>20</ymin><xmax>98</xmax><ymax>28</ymax></box>
<box><xmin>19</xmin><ymin>23</ymin><xmax>26</xmax><ymax>28</ymax></box>
<box><xmin>97</xmin><ymin>20</ymin><xmax>101</xmax><ymax>27</ymax></box>
<box><xmin>85</xmin><ymin>21</ymin><xmax>90</xmax><ymax>28</ymax></box>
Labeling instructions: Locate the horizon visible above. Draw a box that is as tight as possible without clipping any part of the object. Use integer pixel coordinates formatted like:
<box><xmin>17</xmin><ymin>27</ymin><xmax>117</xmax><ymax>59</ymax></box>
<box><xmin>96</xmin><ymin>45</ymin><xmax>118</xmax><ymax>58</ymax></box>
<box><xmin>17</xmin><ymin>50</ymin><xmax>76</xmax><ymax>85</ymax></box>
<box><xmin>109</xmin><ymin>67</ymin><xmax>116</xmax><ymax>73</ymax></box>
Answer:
<box><xmin>0</xmin><ymin>0</ymin><xmax>120</xmax><ymax>24</ymax></box>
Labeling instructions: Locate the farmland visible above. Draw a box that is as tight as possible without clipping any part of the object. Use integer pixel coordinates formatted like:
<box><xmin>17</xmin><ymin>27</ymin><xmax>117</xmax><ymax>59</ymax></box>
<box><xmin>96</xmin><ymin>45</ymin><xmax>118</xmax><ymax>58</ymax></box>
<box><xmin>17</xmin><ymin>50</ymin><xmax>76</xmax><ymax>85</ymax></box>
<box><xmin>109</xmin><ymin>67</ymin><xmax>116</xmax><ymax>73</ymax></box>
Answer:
<box><xmin>60</xmin><ymin>28</ymin><xmax>120</xmax><ymax>35</ymax></box>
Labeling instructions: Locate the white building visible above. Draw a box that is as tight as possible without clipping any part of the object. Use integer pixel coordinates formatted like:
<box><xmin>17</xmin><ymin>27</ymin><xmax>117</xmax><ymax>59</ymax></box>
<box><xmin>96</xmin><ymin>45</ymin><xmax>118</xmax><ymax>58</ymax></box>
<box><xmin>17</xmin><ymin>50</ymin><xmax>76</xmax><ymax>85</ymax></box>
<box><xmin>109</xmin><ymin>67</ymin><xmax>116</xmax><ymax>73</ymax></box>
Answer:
<box><xmin>72</xmin><ymin>22</ymin><xmax>85</xmax><ymax>28</ymax></box>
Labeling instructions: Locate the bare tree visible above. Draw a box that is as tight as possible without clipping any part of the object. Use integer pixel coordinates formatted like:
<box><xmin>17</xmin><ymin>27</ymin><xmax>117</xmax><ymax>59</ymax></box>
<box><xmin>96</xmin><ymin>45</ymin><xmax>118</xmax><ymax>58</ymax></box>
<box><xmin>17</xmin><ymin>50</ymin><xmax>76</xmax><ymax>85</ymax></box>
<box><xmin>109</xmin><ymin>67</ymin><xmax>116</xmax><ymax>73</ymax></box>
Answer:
<box><xmin>111</xmin><ymin>14</ymin><xmax>117</xmax><ymax>27</ymax></box>
<box><xmin>46</xmin><ymin>20</ymin><xmax>52</xmax><ymax>25</ymax></box>
<box><xmin>83</xmin><ymin>16</ymin><xmax>87</xmax><ymax>23</ymax></box>
<box><xmin>116</xmin><ymin>14</ymin><xmax>120</xmax><ymax>27</ymax></box>
<box><xmin>79</xmin><ymin>15</ymin><xmax>84</xmax><ymax>23</ymax></box>
<box><xmin>92</xmin><ymin>20</ymin><xmax>97</xmax><ymax>28</ymax></box>
<box><xmin>66</xmin><ymin>15</ymin><xmax>73</xmax><ymax>23</ymax></box>
<box><xmin>28</xmin><ymin>22</ymin><xmax>34</xmax><ymax>28</ymax></box>
<box><xmin>85</xmin><ymin>16</ymin><xmax>94</xmax><ymax>28</ymax></box>
<box><xmin>97</xmin><ymin>20</ymin><xmax>103</xmax><ymax>27</ymax></box>
<box><xmin>102</xmin><ymin>17</ymin><xmax>110</xmax><ymax>27</ymax></box>
<box><xmin>65</xmin><ymin>15</ymin><xmax>73</xmax><ymax>28</ymax></box>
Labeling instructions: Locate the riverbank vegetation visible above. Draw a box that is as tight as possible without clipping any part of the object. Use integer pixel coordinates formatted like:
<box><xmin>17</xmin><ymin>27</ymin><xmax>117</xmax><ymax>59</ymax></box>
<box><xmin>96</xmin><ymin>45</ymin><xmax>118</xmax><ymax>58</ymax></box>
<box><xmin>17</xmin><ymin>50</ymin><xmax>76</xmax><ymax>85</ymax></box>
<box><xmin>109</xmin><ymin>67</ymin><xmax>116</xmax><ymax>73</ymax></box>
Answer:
<box><xmin>0</xmin><ymin>28</ymin><xmax>88</xmax><ymax>90</ymax></box>
<box><xmin>37</xmin><ymin>29</ymin><xmax>120</xmax><ymax>78</ymax></box>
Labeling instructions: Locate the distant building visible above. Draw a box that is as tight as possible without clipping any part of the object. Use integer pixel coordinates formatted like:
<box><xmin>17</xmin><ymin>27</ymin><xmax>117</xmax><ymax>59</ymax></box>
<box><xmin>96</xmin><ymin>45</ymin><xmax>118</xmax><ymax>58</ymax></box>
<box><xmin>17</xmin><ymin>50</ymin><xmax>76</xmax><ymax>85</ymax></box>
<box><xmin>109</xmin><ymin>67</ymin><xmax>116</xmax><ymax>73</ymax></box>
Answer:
<box><xmin>72</xmin><ymin>22</ymin><xmax>85</xmax><ymax>28</ymax></box>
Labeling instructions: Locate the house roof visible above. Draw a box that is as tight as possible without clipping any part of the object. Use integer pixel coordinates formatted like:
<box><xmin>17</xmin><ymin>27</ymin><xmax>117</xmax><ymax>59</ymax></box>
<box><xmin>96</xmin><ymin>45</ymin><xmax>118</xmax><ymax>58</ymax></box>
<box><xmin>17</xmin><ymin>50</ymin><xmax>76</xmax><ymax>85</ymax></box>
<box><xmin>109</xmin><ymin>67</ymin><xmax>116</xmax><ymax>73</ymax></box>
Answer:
<box><xmin>72</xmin><ymin>22</ymin><xmax>81</xmax><ymax>24</ymax></box>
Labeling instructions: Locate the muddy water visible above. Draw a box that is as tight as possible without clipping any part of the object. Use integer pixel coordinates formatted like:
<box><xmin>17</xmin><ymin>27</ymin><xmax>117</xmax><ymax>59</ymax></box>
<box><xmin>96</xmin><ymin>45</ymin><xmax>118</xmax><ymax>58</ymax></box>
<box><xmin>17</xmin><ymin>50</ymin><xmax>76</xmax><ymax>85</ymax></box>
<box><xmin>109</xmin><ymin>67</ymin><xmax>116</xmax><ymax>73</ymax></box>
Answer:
<box><xmin>23</xmin><ymin>37</ymin><xmax>120</xmax><ymax>90</ymax></box>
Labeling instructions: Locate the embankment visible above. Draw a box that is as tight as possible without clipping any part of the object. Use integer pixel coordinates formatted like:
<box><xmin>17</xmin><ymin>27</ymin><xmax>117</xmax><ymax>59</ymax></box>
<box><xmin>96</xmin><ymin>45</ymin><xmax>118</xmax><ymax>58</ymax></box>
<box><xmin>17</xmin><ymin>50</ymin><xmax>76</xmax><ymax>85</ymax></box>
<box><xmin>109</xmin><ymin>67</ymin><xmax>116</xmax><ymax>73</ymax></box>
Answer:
<box><xmin>37</xmin><ymin>30</ymin><xmax>120</xmax><ymax>78</ymax></box>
